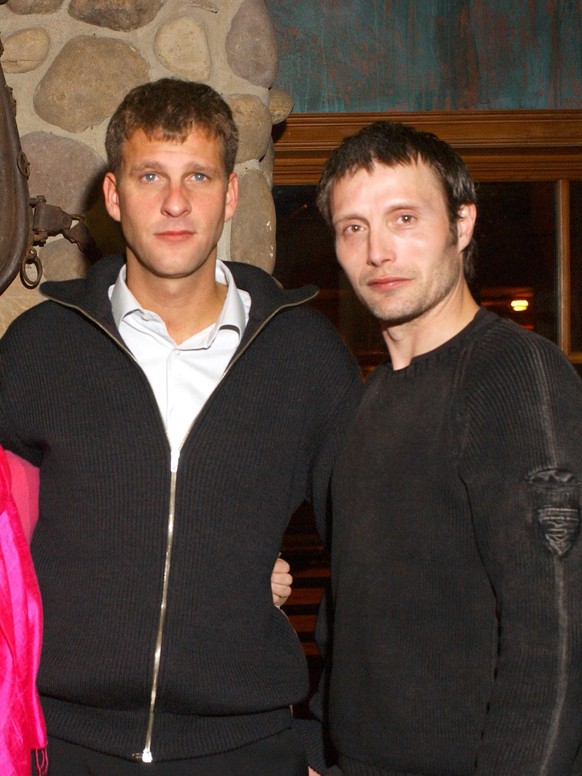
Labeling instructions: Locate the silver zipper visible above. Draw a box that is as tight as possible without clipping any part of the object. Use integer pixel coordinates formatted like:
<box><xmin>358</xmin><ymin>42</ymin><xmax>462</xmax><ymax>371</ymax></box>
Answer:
<box><xmin>139</xmin><ymin>450</ymin><xmax>179</xmax><ymax>763</ymax></box>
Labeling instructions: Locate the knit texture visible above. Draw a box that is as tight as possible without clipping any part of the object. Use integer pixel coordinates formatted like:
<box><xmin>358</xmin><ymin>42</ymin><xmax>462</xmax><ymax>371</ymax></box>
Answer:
<box><xmin>0</xmin><ymin>255</ymin><xmax>363</xmax><ymax>762</ymax></box>
<box><xmin>329</xmin><ymin>309</ymin><xmax>582</xmax><ymax>775</ymax></box>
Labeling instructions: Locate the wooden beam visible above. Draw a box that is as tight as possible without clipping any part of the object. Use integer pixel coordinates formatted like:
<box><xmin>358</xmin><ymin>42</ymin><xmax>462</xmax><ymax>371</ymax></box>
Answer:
<box><xmin>272</xmin><ymin>110</ymin><xmax>582</xmax><ymax>184</ymax></box>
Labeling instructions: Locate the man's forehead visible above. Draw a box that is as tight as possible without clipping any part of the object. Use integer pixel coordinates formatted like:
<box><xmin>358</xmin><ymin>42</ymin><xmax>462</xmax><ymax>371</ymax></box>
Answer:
<box><xmin>118</xmin><ymin>125</ymin><xmax>224</xmax><ymax>172</ymax></box>
<box><xmin>124</xmin><ymin>124</ymin><xmax>216</xmax><ymax>148</ymax></box>
<box><xmin>331</xmin><ymin>159</ymin><xmax>442</xmax><ymax>204</ymax></box>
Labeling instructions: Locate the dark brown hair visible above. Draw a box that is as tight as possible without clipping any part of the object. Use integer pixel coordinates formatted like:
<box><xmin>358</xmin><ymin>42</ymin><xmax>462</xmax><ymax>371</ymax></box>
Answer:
<box><xmin>105</xmin><ymin>78</ymin><xmax>239</xmax><ymax>178</ymax></box>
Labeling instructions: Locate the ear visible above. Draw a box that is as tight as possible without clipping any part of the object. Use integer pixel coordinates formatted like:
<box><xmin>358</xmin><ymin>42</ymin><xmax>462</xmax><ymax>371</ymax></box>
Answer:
<box><xmin>103</xmin><ymin>172</ymin><xmax>121</xmax><ymax>223</ymax></box>
<box><xmin>456</xmin><ymin>203</ymin><xmax>477</xmax><ymax>253</ymax></box>
<box><xmin>224</xmin><ymin>172</ymin><xmax>239</xmax><ymax>223</ymax></box>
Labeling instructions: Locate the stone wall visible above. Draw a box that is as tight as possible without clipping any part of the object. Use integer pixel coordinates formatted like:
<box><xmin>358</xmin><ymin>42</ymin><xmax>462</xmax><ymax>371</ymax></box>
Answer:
<box><xmin>0</xmin><ymin>0</ymin><xmax>293</xmax><ymax>330</ymax></box>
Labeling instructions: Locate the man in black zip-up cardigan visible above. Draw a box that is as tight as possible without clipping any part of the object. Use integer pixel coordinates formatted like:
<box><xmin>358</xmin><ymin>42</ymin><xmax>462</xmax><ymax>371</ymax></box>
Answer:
<box><xmin>0</xmin><ymin>80</ymin><xmax>362</xmax><ymax>775</ymax></box>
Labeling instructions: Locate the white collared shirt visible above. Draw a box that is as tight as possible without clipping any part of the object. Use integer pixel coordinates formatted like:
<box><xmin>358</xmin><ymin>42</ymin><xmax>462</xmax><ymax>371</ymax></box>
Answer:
<box><xmin>110</xmin><ymin>261</ymin><xmax>251</xmax><ymax>453</ymax></box>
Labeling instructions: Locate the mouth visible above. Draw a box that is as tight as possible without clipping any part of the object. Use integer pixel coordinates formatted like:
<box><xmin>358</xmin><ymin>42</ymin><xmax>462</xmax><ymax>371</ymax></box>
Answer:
<box><xmin>155</xmin><ymin>230</ymin><xmax>195</xmax><ymax>242</ymax></box>
<box><xmin>366</xmin><ymin>276</ymin><xmax>411</xmax><ymax>292</ymax></box>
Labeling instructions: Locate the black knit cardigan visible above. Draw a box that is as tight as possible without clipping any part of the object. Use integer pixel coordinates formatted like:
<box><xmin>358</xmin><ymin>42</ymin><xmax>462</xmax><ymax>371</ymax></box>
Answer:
<box><xmin>0</xmin><ymin>255</ymin><xmax>363</xmax><ymax>762</ymax></box>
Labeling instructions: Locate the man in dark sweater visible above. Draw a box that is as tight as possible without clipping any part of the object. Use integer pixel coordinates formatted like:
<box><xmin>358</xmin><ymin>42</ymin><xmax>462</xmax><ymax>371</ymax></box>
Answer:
<box><xmin>0</xmin><ymin>79</ymin><xmax>362</xmax><ymax>775</ymax></box>
<box><xmin>310</xmin><ymin>122</ymin><xmax>582</xmax><ymax>774</ymax></box>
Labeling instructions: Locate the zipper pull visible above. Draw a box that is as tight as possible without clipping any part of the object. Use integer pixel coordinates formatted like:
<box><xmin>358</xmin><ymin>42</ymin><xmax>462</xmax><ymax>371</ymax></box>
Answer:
<box><xmin>170</xmin><ymin>449</ymin><xmax>180</xmax><ymax>473</ymax></box>
<box><xmin>141</xmin><ymin>748</ymin><xmax>153</xmax><ymax>763</ymax></box>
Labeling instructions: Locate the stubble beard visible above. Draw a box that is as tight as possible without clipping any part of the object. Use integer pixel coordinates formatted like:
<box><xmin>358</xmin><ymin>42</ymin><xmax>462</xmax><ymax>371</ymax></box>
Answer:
<box><xmin>358</xmin><ymin>257</ymin><xmax>462</xmax><ymax>328</ymax></box>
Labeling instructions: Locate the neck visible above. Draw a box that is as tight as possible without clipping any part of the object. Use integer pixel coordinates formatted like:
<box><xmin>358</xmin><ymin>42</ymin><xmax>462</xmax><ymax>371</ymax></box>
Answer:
<box><xmin>126</xmin><ymin>265</ymin><xmax>227</xmax><ymax>344</ymax></box>
<box><xmin>382</xmin><ymin>286</ymin><xmax>479</xmax><ymax>370</ymax></box>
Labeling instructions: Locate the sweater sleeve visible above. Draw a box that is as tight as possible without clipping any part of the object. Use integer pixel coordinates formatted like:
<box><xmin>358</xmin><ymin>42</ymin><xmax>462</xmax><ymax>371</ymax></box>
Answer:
<box><xmin>458</xmin><ymin>325</ymin><xmax>582</xmax><ymax>774</ymax></box>
<box><xmin>299</xmin><ymin>324</ymin><xmax>362</xmax><ymax>773</ymax></box>
<box><xmin>306</xmin><ymin>324</ymin><xmax>363</xmax><ymax>545</ymax></box>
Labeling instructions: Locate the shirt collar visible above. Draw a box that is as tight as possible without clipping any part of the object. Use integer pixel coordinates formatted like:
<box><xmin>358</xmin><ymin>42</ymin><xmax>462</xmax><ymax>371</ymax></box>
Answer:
<box><xmin>109</xmin><ymin>261</ymin><xmax>249</xmax><ymax>348</ymax></box>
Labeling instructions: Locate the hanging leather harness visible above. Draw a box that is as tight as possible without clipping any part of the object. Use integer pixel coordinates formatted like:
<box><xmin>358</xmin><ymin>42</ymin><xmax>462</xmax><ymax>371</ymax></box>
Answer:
<box><xmin>0</xmin><ymin>29</ymin><xmax>100</xmax><ymax>295</ymax></box>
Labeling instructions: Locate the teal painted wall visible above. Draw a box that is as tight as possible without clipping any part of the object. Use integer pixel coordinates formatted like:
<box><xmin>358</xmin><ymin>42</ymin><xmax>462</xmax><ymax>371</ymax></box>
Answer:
<box><xmin>268</xmin><ymin>0</ymin><xmax>582</xmax><ymax>112</ymax></box>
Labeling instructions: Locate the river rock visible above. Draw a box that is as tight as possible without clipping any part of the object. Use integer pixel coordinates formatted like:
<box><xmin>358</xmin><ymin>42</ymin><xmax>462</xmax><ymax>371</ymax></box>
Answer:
<box><xmin>231</xmin><ymin>168</ymin><xmax>275</xmax><ymax>272</ymax></box>
<box><xmin>226</xmin><ymin>0</ymin><xmax>278</xmax><ymax>88</ymax></box>
<box><xmin>33</xmin><ymin>37</ymin><xmax>148</xmax><ymax>132</ymax></box>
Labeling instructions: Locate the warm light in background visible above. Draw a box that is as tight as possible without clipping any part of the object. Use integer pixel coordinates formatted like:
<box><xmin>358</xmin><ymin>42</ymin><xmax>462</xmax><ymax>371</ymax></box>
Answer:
<box><xmin>510</xmin><ymin>299</ymin><xmax>529</xmax><ymax>312</ymax></box>
<box><xmin>479</xmin><ymin>287</ymin><xmax>534</xmax><ymax>331</ymax></box>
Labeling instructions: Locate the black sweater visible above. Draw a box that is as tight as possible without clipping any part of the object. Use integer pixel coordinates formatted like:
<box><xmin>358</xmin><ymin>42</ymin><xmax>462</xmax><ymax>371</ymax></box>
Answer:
<box><xmin>0</xmin><ymin>255</ymin><xmax>363</xmax><ymax>761</ymax></box>
<box><xmin>329</xmin><ymin>309</ymin><xmax>582</xmax><ymax>775</ymax></box>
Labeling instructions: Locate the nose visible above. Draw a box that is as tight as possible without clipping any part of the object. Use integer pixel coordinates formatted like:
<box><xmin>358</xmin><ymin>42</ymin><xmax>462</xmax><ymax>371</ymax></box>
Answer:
<box><xmin>161</xmin><ymin>182</ymin><xmax>191</xmax><ymax>217</ymax></box>
<box><xmin>367</xmin><ymin>225</ymin><xmax>395</xmax><ymax>267</ymax></box>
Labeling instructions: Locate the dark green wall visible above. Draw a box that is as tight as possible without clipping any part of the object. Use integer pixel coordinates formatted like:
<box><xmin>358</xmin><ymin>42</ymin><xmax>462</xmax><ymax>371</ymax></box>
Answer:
<box><xmin>268</xmin><ymin>0</ymin><xmax>581</xmax><ymax>112</ymax></box>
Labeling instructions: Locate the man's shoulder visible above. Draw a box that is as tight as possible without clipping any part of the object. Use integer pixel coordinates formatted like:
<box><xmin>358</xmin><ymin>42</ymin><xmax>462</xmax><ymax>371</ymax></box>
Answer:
<box><xmin>471</xmin><ymin>313</ymin><xmax>569</xmax><ymax>366</ymax></box>
<box><xmin>227</xmin><ymin>264</ymin><xmax>362</xmax><ymax>387</ymax></box>
<box><xmin>2</xmin><ymin>281</ymin><xmax>84</xmax><ymax>345</ymax></box>
<box><xmin>39</xmin><ymin>254</ymin><xmax>123</xmax><ymax>306</ymax></box>
<box><xmin>463</xmin><ymin>312</ymin><xmax>580</xmax><ymax>392</ymax></box>
<box><xmin>2</xmin><ymin>255</ymin><xmax>123</xmax><ymax>343</ymax></box>
<box><xmin>227</xmin><ymin>259</ymin><xmax>352</xmax><ymax>344</ymax></box>
<box><xmin>2</xmin><ymin>297</ymin><xmax>59</xmax><ymax>337</ymax></box>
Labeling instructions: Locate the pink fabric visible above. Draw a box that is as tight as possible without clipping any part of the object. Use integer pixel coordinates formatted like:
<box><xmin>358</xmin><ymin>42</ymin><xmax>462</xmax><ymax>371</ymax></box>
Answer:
<box><xmin>4</xmin><ymin>451</ymin><xmax>40</xmax><ymax>544</ymax></box>
<box><xmin>0</xmin><ymin>447</ymin><xmax>47</xmax><ymax>775</ymax></box>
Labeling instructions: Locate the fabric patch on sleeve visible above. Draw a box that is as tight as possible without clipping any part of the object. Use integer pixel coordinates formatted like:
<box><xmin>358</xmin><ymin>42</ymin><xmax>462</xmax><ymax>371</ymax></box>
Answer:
<box><xmin>529</xmin><ymin>469</ymin><xmax>580</xmax><ymax>558</ymax></box>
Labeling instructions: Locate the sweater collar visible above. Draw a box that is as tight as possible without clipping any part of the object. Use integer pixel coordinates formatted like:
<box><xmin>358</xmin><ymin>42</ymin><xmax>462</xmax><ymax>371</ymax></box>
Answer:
<box><xmin>39</xmin><ymin>255</ymin><xmax>319</xmax><ymax>340</ymax></box>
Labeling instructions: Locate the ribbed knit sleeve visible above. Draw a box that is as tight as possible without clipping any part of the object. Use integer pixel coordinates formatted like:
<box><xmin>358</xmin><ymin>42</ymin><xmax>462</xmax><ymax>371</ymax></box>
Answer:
<box><xmin>307</xmin><ymin>329</ymin><xmax>363</xmax><ymax>545</ymax></box>
<box><xmin>457</xmin><ymin>319</ymin><xmax>582</xmax><ymax>774</ymax></box>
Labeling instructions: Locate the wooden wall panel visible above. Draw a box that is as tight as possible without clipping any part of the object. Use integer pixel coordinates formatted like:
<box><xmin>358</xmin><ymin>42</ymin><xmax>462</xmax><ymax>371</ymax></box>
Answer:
<box><xmin>272</xmin><ymin>110</ymin><xmax>582</xmax><ymax>184</ymax></box>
